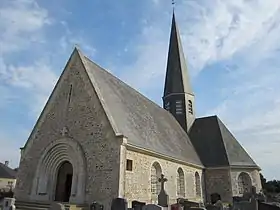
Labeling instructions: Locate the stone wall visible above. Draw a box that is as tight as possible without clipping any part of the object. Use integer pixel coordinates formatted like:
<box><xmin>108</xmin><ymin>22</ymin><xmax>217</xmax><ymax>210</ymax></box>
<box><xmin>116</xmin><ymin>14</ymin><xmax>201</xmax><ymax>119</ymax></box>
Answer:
<box><xmin>230</xmin><ymin>168</ymin><xmax>262</xmax><ymax>196</ymax></box>
<box><xmin>124</xmin><ymin>149</ymin><xmax>203</xmax><ymax>206</ymax></box>
<box><xmin>14</xmin><ymin>50</ymin><xmax>122</xmax><ymax>210</ymax></box>
<box><xmin>204</xmin><ymin>168</ymin><xmax>232</xmax><ymax>204</ymax></box>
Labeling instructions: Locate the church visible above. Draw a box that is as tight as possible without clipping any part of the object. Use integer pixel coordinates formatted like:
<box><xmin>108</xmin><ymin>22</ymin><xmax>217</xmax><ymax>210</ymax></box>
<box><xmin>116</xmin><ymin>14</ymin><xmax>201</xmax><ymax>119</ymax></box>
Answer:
<box><xmin>14</xmin><ymin>12</ymin><xmax>262</xmax><ymax>209</ymax></box>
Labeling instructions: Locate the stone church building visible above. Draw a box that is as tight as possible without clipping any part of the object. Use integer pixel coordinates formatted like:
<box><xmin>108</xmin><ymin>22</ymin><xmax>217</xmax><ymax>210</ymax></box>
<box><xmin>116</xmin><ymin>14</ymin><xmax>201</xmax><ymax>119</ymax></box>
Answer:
<box><xmin>15</xmin><ymin>13</ymin><xmax>262</xmax><ymax>209</ymax></box>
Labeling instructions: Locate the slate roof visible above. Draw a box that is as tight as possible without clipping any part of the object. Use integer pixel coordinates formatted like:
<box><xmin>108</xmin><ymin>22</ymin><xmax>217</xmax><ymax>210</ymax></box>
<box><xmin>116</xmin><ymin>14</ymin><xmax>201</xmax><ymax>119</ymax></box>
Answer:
<box><xmin>78</xmin><ymin>50</ymin><xmax>203</xmax><ymax>167</ymax></box>
<box><xmin>189</xmin><ymin>116</ymin><xmax>259</xmax><ymax>168</ymax></box>
<box><xmin>0</xmin><ymin>163</ymin><xmax>17</xmax><ymax>179</ymax></box>
<box><xmin>164</xmin><ymin>12</ymin><xmax>193</xmax><ymax>96</ymax></box>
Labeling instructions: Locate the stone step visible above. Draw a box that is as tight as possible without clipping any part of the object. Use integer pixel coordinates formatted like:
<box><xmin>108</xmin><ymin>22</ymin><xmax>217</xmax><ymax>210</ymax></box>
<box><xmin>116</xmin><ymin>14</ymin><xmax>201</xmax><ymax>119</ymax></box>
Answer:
<box><xmin>15</xmin><ymin>200</ymin><xmax>88</xmax><ymax>210</ymax></box>
<box><xmin>15</xmin><ymin>200</ymin><xmax>50</xmax><ymax>210</ymax></box>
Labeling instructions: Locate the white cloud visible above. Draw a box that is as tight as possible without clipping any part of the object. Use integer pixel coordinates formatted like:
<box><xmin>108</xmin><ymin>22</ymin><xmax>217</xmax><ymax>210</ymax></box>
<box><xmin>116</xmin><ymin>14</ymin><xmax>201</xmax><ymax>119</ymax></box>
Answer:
<box><xmin>179</xmin><ymin>0</ymin><xmax>280</xmax><ymax>73</ymax></box>
<box><xmin>0</xmin><ymin>0</ymin><xmax>279</xmax><ymax>180</ymax></box>
<box><xmin>0</xmin><ymin>0</ymin><xmax>58</xmax><ymax>166</ymax></box>
<box><xmin>118</xmin><ymin>25</ymin><xmax>168</xmax><ymax>93</ymax></box>
<box><xmin>1</xmin><ymin>61</ymin><xmax>58</xmax><ymax>115</ymax></box>
<box><xmin>0</xmin><ymin>0</ymin><xmax>57</xmax><ymax>114</ymax></box>
<box><xmin>0</xmin><ymin>0</ymin><xmax>51</xmax><ymax>54</ymax></box>
<box><xmin>116</xmin><ymin>0</ymin><xmax>280</xmax><ymax>179</ymax></box>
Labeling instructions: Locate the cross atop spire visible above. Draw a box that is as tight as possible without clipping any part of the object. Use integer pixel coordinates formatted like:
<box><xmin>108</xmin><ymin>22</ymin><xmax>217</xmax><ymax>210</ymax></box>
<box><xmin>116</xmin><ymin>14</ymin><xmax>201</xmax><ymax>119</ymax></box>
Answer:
<box><xmin>172</xmin><ymin>0</ymin><xmax>176</xmax><ymax>11</ymax></box>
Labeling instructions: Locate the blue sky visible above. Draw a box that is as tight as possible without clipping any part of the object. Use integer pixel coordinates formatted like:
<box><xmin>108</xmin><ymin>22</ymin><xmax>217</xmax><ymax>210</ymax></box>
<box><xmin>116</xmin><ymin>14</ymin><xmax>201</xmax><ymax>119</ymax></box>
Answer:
<box><xmin>0</xmin><ymin>0</ymin><xmax>280</xmax><ymax>180</ymax></box>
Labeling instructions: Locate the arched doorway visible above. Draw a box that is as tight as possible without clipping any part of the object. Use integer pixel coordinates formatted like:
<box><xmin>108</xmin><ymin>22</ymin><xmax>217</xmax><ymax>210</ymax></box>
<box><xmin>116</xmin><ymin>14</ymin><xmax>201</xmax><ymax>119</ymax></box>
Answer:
<box><xmin>55</xmin><ymin>161</ymin><xmax>73</xmax><ymax>202</ymax></box>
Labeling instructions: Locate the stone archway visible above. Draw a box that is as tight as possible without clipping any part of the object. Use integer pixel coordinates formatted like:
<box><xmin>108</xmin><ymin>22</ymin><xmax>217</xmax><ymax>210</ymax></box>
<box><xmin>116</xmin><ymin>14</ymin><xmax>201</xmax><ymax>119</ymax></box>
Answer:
<box><xmin>238</xmin><ymin>172</ymin><xmax>252</xmax><ymax>195</ymax></box>
<box><xmin>31</xmin><ymin>138</ymin><xmax>86</xmax><ymax>204</ymax></box>
<box><xmin>55</xmin><ymin>161</ymin><xmax>73</xmax><ymax>202</ymax></box>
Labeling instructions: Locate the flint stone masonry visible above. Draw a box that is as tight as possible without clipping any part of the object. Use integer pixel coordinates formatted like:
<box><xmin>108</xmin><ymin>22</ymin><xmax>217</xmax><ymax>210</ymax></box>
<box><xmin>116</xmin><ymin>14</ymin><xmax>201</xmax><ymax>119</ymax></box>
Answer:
<box><xmin>230</xmin><ymin>169</ymin><xmax>262</xmax><ymax>196</ymax></box>
<box><xmin>125</xmin><ymin>150</ymin><xmax>203</xmax><ymax>206</ymax></box>
<box><xmin>204</xmin><ymin>168</ymin><xmax>233</xmax><ymax>204</ymax></box>
<box><xmin>15</xmin><ymin>51</ymin><xmax>123</xmax><ymax>210</ymax></box>
<box><xmin>204</xmin><ymin>168</ymin><xmax>262</xmax><ymax>204</ymax></box>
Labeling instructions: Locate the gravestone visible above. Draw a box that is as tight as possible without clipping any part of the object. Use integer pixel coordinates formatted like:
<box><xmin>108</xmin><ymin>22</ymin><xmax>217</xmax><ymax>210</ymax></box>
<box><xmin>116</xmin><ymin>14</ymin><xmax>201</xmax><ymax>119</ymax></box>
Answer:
<box><xmin>257</xmin><ymin>189</ymin><xmax>266</xmax><ymax>202</ymax></box>
<box><xmin>177</xmin><ymin>198</ymin><xmax>199</xmax><ymax>210</ymax></box>
<box><xmin>210</xmin><ymin>194</ymin><xmax>221</xmax><ymax>205</ymax></box>
<box><xmin>191</xmin><ymin>208</ymin><xmax>207</xmax><ymax>210</ymax></box>
<box><xmin>90</xmin><ymin>201</ymin><xmax>104</xmax><ymax>210</ymax></box>
<box><xmin>205</xmin><ymin>204</ymin><xmax>221</xmax><ymax>210</ymax></box>
<box><xmin>158</xmin><ymin>174</ymin><xmax>169</xmax><ymax>207</ymax></box>
<box><xmin>111</xmin><ymin>198</ymin><xmax>128</xmax><ymax>210</ymax></box>
<box><xmin>143</xmin><ymin>204</ymin><xmax>164</xmax><ymax>210</ymax></box>
<box><xmin>2</xmin><ymin>198</ymin><xmax>16</xmax><ymax>210</ymax></box>
<box><xmin>171</xmin><ymin>203</ymin><xmax>183</xmax><ymax>210</ymax></box>
<box><xmin>214</xmin><ymin>200</ymin><xmax>223</xmax><ymax>210</ymax></box>
<box><xmin>132</xmin><ymin>200</ymin><xmax>146</xmax><ymax>210</ymax></box>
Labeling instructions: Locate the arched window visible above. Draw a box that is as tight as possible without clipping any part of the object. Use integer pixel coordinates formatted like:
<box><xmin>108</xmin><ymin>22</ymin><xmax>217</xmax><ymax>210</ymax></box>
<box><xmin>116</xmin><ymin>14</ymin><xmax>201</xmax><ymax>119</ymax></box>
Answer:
<box><xmin>177</xmin><ymin>168</ymin><xmax>185</xmax><ymax>197</ymax></box>
<box><xmin>151</xmin><ymin>162</ymin><xmax>162</xmax><ymax>198</ymax></box>
<box><xmin>195</xmin><ymin>172</ymin><xmax>201</xmax><ymax>197</ymax></box>
<box><xmin>188</xmin><ymin>100</ymin><xmax>193</xmax><ymax>114</ymax></box>
<box><xmin>238</xmin><ymin>172</ymin><xmax>252</xmax><ymax>195</ymax></box>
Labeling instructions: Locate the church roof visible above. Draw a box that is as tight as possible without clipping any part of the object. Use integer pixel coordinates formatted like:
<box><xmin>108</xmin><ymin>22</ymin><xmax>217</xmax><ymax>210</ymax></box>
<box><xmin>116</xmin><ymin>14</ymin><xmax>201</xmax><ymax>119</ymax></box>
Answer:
<box><xmin>163</xmin><ymin>12</ymin><xmax>193</xmax><ymax>97</ymax></box>
<box><xmin>0</xmin><ymin>162</ymin><xmax>17</xmax><ymax>179</ymax></box>
<box><xmin>77</xmin><ymin>49</ymin><xmax>203</xmax><ymax>167</ymax></box>
<box><xmin>189</xmin><ymin>116</ymin><xmax>260</xmax><ymax>169</ymax></box>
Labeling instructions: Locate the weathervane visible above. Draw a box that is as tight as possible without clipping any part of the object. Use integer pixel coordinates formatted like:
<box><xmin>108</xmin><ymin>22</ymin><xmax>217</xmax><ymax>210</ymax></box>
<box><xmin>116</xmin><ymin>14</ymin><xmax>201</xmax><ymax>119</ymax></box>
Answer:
<box><xmin>172</xmin><ymin>0</ymin><xmax>176</xmax><ymax>11</ymax></box>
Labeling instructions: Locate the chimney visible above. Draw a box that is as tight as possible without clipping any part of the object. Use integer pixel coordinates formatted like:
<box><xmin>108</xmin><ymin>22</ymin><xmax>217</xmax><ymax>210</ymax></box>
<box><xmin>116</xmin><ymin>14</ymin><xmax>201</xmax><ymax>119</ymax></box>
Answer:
<box><xmin>4</xmin><ymin>161</ymin><xmax>9</xmax><ymax>166</ymax></box>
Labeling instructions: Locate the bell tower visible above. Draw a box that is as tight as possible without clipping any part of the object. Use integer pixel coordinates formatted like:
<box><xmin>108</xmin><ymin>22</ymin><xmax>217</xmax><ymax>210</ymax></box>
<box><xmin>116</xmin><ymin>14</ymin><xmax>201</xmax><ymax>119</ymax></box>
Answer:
<box><xmin>162</xmin><ymin>12</ymin><xmax>195</xmax><ymax>132</ymax></box>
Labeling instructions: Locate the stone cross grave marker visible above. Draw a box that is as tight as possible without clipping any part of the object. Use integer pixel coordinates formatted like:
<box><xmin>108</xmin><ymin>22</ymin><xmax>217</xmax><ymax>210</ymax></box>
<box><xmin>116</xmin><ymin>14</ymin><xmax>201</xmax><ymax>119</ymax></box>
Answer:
<box><xmin>158</xmin><ymin>174</ymin><xmax>169</xmax><ymax>207</ymax></box>
<box><xmin>159</xmin><ymin>174</ymin><xmax>167</xmax><ymax>192</ymax></box>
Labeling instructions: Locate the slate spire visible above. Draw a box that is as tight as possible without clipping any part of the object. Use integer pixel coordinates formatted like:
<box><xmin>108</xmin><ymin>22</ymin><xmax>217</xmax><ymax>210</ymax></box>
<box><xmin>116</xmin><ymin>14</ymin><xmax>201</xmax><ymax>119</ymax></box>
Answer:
<box><xmin>163</xmin><ymin>12</ymin><xmax>193</xmax><ymax>96</ymax></box>
<box><xmin>163</xmin><ymin>12</ymin><xmax>195</xmax><ymax>132</ymax></box>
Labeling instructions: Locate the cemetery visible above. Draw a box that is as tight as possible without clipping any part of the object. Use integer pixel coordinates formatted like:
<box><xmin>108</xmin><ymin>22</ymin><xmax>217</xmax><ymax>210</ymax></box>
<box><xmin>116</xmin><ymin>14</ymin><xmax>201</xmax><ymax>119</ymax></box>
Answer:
<box><xmin>0</xmin><ymin>172</ymin><xmax>279</xmax><ymax>210</ymax></box>
<box><xmin>1</xmin><ymin>1</ymin><xmax>279</xmax><ymax>210</ymax></box>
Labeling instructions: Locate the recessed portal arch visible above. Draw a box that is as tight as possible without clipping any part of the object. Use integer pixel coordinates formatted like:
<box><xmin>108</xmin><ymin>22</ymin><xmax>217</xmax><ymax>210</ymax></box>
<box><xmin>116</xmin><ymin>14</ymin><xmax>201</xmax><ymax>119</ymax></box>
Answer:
<box><xmin>31</xmin><ymin>138</ymin><xmax>86</xmax><ymax>203</ymax></box>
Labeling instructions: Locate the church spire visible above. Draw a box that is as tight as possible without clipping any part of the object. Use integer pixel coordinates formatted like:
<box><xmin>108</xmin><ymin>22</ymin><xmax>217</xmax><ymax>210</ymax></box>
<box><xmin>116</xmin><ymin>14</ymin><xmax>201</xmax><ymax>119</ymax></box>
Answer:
<box><xmin>163</xmin><ymin>12</ymin><xmax>195</xmax><ymax>132</ymax></box>
<box><xmin>163</xmin><ymin>12</ymin><xmax>193</xmax><ymax>96</ymax></box>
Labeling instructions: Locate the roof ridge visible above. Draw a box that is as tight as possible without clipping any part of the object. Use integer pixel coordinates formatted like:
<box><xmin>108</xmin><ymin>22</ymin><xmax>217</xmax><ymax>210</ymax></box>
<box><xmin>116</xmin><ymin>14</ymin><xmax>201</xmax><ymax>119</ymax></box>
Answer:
<box><xmin>196</xmin><ymin>115</ymin><xmax>217</xmax><ymax>120</ymax></box>
<box><xmin>216</xmin><ymin>117</ymin><xmax>259</xmax><ymax>168</ymax></box>
<box><xmin>215</xmin><ymin>117</ymin><xmax>230</xmax><ymax>166</ymax></box>
<box><xmin>80</xmin><ymin>52</ymin><xmax>166</xmax><ymax>111</ymax></box>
